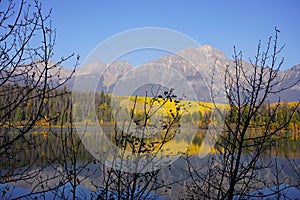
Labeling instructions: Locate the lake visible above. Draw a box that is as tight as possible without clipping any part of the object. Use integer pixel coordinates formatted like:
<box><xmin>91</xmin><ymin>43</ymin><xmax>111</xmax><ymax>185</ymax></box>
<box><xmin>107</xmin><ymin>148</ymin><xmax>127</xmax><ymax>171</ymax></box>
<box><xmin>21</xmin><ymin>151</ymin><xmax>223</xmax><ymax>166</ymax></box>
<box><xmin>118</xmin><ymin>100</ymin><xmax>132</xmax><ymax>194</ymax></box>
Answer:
<box><xmin>1</xmin><ymin>127</ymin><xmax>300</xmax><ymax>199</ymax></box>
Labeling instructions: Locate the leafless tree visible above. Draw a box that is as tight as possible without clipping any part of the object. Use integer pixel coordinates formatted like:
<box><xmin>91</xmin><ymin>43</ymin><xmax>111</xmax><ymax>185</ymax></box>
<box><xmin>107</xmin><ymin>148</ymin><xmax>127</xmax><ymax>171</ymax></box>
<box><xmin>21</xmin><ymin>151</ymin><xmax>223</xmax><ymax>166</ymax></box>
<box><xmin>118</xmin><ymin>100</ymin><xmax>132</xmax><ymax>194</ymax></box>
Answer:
<box><xmin>0</xmin><ymin>0</ymin><xmax>77</xmax><ymax>197</ymax></box>
<box><xmin>184</xmin><ymin>29</ymin><xmax>300</xmax><ymax>199</ymax></box>
<box><xmin>92</xmin><ymin>88</ymin><xmax>187</xmax><ymax>200</ymax></box>
<box><xmin>45</xmin><ymin>96</ymin><xmax>99</xmax><ymax>200</ymax></box>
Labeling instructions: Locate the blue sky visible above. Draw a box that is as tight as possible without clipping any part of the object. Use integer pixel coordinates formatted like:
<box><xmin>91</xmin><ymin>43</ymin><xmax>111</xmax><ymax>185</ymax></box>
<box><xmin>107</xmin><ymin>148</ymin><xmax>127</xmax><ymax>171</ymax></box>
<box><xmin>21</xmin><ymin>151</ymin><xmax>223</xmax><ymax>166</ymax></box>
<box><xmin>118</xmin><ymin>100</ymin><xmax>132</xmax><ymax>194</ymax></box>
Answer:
<box><xmin>42</xmin><ymin>0</ymin><xmax>300</xmax><ymax>69</ymax></box>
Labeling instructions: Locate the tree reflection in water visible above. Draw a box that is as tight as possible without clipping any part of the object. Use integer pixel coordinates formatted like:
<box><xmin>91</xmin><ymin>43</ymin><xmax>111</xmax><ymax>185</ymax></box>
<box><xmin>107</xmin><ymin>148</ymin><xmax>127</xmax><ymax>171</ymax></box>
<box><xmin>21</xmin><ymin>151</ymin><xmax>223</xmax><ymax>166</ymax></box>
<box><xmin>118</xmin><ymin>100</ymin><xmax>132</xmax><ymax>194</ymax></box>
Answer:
<box><xmin>1</xmin><ymin>128</ymin><xmax>299</xmax><ymax>199</ymax></box>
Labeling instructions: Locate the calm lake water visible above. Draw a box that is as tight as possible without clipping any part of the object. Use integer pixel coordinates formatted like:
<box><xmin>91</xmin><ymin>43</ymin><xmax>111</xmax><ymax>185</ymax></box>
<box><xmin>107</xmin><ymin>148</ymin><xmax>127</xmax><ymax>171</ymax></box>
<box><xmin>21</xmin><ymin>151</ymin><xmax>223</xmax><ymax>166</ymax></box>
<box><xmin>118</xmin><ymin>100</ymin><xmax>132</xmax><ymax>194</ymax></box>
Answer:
<box><xmin>1</xmin><ymin>127</ymin><xmax>300</xmax><ymax>199</ymax></box>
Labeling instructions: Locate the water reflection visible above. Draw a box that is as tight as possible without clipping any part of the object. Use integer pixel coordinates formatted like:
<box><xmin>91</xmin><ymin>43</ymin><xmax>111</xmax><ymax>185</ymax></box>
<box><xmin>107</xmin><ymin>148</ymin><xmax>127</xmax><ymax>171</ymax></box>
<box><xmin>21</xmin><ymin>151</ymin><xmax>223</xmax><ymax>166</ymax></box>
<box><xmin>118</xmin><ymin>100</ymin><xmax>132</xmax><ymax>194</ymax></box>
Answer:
<box><xmin>1</xmin><ymin>128</ymin><xmax>300</xmax><ymax>169</ymax></box>
<box><xmin>0</xmin><ymin>128</ymin><xmax>299</xmax><ymax>199</ymax></box>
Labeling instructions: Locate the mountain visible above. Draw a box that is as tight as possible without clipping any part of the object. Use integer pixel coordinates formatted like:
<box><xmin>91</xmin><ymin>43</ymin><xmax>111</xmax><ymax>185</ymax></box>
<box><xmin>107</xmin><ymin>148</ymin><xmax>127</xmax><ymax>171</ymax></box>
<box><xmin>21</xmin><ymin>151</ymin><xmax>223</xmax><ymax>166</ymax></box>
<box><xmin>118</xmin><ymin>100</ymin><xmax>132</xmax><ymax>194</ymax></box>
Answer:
<box><xmin>1</xmin><ymin>60</ymin><xmax>73</xmax><ymax>86</ymax></box>
<box><xmin>69</xmin><ymin>45</ymin><xmax>299</xmax><ymax>102</ymax></box>
<box><xmin>274</xmin><ymin>64</ymin><xmax>300</xmax><ymax>102</ymax></box>
<box><xmin>70</xmin><ymin>60</ymin><xmax>134</xmax><ymax>92</ymax></box>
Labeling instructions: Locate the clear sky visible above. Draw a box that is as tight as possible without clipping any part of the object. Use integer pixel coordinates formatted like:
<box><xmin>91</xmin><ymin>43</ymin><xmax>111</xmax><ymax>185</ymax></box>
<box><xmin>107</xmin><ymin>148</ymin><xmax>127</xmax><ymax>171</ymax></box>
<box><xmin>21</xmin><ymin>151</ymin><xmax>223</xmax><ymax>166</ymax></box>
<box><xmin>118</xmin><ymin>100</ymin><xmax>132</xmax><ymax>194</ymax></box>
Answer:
<box><xmin>41</xmin><ymin>0</ymin><xmax>300</xmax><ymax>70</ymax></box>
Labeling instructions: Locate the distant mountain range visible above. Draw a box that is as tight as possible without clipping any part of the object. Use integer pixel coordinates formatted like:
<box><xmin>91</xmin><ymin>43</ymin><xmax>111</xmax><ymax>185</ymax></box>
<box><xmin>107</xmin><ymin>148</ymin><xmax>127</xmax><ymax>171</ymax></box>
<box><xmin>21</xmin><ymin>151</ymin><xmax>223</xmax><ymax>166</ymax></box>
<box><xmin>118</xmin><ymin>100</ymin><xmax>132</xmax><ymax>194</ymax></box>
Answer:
<box><xmin>52</xmin><ymin>45</ymin><xmax>300</xmax><ymax>102</ymax></box>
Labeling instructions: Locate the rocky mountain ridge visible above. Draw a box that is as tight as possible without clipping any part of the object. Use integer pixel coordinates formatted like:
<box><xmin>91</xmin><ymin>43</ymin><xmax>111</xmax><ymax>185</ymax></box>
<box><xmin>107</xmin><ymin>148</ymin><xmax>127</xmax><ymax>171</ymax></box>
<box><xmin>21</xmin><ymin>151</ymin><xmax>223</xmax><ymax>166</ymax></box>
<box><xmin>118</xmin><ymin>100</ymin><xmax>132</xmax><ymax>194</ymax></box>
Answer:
<box><xmin>51</xmin><ymin>45</ymin><xmax>300</xmax><ymax>102</ymax></box>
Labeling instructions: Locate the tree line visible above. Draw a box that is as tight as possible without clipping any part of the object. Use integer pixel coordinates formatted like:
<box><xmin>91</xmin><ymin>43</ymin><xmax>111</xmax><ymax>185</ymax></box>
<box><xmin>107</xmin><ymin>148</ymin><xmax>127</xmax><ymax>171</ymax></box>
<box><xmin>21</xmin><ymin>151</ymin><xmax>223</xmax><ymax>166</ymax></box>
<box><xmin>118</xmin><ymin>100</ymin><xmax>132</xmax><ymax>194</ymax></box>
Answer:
<box><xmin>2</xmin><ymin>85</ymin><xmax>300</xmax><ymax>132</ymax></box>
